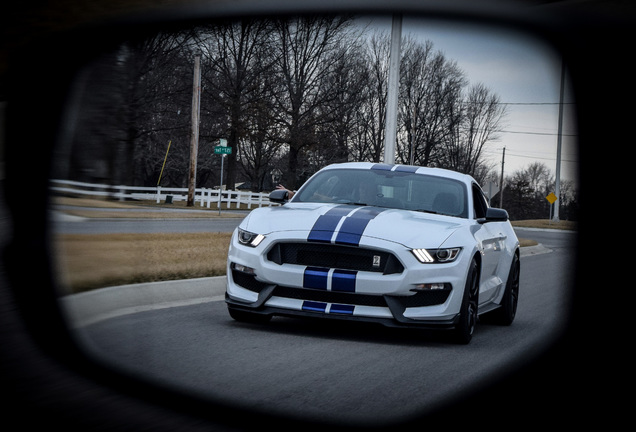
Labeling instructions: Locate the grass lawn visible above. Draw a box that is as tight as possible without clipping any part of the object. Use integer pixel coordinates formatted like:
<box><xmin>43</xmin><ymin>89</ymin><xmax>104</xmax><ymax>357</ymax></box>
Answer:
<box><xmin>511</xmin><ymin>219</ymin><xmax>576</xmax><ymax>231</ymax></box>
<box><xmin>54</xmin><ymin>232</ymin><xmax>232</xmax><ymax>294</ymax></box>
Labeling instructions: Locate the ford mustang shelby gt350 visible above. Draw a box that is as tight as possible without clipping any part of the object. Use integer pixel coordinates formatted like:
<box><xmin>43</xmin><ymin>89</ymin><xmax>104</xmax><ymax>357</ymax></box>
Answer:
<box><xmin>225</xmin><ymin>162</ymin><xmax>520</xmax><ymax>343</ymax></box>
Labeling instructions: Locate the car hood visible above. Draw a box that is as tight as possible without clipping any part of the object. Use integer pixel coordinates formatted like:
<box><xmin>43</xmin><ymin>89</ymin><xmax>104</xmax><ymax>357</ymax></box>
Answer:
<box><xmin>240</xmin><ymin>203</ymin><xmax>464</xmax><ymax>249</ymax></box>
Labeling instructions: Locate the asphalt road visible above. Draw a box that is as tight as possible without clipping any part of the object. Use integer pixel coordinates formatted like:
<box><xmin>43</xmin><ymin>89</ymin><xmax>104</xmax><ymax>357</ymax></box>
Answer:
<box><xmin>69</xmin><ymin>230</ymin><xmax>575</xmax><ymax>427</ymax></box>
<box><xmin>52</xmin><ymin>210</ymin><xmax>578</xmax><ymax>243</ymax></box>
<box><xmin>52</xmin><ymin>213</ymin><xmax>244</xmax><ymax>234</ymax></box>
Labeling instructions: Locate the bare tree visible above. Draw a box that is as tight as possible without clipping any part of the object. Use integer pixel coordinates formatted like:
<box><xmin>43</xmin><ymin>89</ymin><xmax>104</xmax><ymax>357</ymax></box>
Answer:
<box><xmin>65</xmin><ymin>20</ymin><xmax>512</xmax><ymax>193</ymax></box>
<box><xmin>442</xmin><ymin>83</ymin><xmax>506</xmax><ymax>177</ymax></box>
<box><xmin>95</xmin><ymin>31</ymin><xmax>195</xmax><ymax>186</ymax></box>
<box><xmin>502</xmin><ymin>162</ymin><xmax>580</xmax><ymax>220</ymax></box>
<box><xmin>271</xmin><ymin>15</ymin><xmax>353</xmax><ymax>188</ymax></box>
<box><xmin>238</xmin><ymin>72</ymin><xmax>286</xmax><ymax>191</ymax></box>
<box><xmin>524</xmin><ymin>161</ymin><xmax>553</xmax><ymax>193</ymax></box>
<box><xmin>59</xmin><ymin>50</ymin><xmax>124</xmax><ymax>184</ymax></box>
<box><xmin>313</xmin><ymin>37</ymin><xmax>370</xmax><ymax>168</ymax></box>
<box><xmin>396</xmin><ymin>39</ymin><xmax>466</xmax><ymax>167</ymax></box>
<box><xmin>361</xmin><ymin>32</ymin><xmax>391</xmax><ymax>163</ymax></box>
<box><xmin>198</xmin><ymin>19</ymin><xmax>275</xmax><ymax>190</ymax></box>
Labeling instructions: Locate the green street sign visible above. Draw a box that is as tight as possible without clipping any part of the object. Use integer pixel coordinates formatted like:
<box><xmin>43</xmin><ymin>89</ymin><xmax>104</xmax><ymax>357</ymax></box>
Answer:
<box><xmin>214</xmin><ymin>145</ymin><xmax>232</xmax><ymax>155</ymax></box>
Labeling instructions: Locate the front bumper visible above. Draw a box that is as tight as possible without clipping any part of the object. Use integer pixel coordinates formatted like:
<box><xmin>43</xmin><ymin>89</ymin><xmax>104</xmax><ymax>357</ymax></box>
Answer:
<box><xmin>226</xmin><ymin>290</ymin><xmax>461</xmax><ymax>330</ymax></box>
<box><xmin>225</xmin><ymin>229</ymin><xmax>470</xmax><ymax>329</ymax></box>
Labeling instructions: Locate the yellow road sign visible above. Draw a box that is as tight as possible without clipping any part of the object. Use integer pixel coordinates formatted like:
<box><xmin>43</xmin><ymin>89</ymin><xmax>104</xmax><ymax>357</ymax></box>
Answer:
<box><xmin>546</xmin><ymin>192</ymin><xmax>558</xmax><ymax>204</ymax></box>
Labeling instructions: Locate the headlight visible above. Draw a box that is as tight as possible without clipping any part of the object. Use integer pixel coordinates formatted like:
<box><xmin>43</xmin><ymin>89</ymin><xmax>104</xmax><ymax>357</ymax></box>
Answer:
<box><xmin>237</xmin><ymin>228</ymin><xmax>266</xmax><ymax>247</ymax></box>
<box><xmin>411</xmin><ymin>248</ymin><xmax>461</xmax><ymax>264</ymax></box>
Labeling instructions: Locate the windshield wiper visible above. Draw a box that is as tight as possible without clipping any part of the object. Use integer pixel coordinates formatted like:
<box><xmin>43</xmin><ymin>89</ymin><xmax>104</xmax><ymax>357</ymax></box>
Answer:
<box><xmin>334</xmin><ymin>199</ymin><xmax>368</xmax><ymax>206</ymax></box>
<box><xmin>414</xmin><ymin>209</ymin><xmax>438</xmax><ymax>214</ymax></box>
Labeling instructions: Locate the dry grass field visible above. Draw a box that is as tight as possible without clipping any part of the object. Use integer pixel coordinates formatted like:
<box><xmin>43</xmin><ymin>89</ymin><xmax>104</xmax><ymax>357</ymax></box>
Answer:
<box><xmin>511</xmin><ymin>219</ymin><xmax>576</xmax><ymax>231</ymax></box>
<box><xmin>54</xmin><ymin>232</ymin><xmax>232</xmax><ymax>294</ymax></box>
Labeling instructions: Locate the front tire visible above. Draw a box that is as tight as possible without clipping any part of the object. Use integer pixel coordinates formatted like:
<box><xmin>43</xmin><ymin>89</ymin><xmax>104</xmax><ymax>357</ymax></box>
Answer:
<box><xmin>453</xmin><ymin>259</ymin><xmax>479</xmax><ymax>344</ymax></box>
<box><xmin>490</xmin><ymin>253</ymin><xmax>520</xmax><ymax>326</ymax></box>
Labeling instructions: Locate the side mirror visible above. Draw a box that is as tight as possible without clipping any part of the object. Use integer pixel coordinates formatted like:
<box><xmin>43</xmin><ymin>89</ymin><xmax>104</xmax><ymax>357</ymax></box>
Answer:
<box><xmin>269</xmin><ymin>189</ymin><xmax>289</xmax><ymax>204</ymax></box>
<box><xmin>479</xmin><ymin>208</ymin><xmax>509</xmax><ymax>223</ymax></box>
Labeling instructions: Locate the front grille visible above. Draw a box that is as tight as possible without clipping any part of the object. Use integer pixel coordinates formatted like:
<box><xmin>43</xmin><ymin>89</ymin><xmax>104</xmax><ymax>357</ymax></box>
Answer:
<box><xmin>267</xmin><ymin>242</ymin><xmax>404</xmax><ymax>274</ymax></box>
<box><xmin>272</xmin><ymin>286</ymin><xmax>450</xmax><ymax>308</ymax></box>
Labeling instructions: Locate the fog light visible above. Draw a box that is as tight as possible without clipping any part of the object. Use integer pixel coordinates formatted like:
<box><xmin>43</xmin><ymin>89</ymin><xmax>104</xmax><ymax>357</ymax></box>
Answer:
<box><xmin>232</xmin><ymin>263</ymin><xmax>256</xmax><ymax>275</ymax></box>
<box><xmin>411</xmin><ymin>283</ymin><xmax>448</xmax><ymax>292</ymax></box>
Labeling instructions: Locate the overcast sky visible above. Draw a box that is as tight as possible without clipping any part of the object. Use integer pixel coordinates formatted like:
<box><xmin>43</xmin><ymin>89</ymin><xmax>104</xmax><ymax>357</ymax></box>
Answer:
<box><xmin>362</xmin><ymin>15</ymin><xmax>578</xmax><ymax>185</ymax></box>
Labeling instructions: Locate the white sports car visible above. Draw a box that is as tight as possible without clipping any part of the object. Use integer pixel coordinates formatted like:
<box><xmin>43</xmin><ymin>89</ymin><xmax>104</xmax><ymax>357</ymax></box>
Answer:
<box><xmin>225</xmin><ymin>162</ymin><xmax>520</xmax><ymax>343</ymax></box>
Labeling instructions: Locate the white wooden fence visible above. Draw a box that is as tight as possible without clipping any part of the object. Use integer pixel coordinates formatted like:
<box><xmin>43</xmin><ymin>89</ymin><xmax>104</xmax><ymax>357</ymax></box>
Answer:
<box><xmin>50</xmin><ymin>179</ymin><xmax>278</xmax><ymax>209</ymax></box>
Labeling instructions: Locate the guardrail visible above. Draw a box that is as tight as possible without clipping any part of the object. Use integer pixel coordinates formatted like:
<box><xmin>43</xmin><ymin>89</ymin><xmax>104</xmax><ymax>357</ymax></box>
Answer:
<box><xmin>50</xmin><ymin>179</ymin><xmax>278</xmax><ymax>209</ymax></box>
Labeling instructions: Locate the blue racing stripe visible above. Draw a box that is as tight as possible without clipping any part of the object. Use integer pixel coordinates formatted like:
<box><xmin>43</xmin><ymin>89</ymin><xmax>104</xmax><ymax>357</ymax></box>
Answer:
<box><xmin>302</xmin><ymin>301</ymin><xmax>328</xmax><ymax>313</ymax></box>
<box><xmin>303</xmin><ymin>267</ymin><xmax>329</xmax><ymax>290</ymax></box>
<box><xmin>329</xmin><ymin>304</ymin><xmax>355</xmax><ymax>315</ymax></box>
<box><xmin>331</xmin><ymin>270</ymin><xmax>357</xmax><ymax>292</ymax></box>
<box><xmin>335</xmin><ymin>207</ymin><xmax>386</xmax><ymax>246</ymax></box>
<box><xmin>307</xmin><ymin>205</ymin><xmax>352</xmax><ymax>243</ymax></box>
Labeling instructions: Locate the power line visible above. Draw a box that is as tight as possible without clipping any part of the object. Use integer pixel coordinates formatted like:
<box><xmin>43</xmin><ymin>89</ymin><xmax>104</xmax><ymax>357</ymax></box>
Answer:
<box><xmin>468</xmin><ymin>125</ymin><xmax>577</xmax><ymax>137</ymax></box>
<box><xmin>499</xmin><ymin>129</ymin><xmax>577</xmax><ymax>137</ymax></box>
<box><xmin>483</xmin><ymin>148</ymin><xmax>576</xmax><ymax>163</ymax></box>
<box><xmin>464</xmin><ymin>101</ymin><xmax>575</xmax><ymax>106</ymax></box>
<box><xmin>506</xmin><ymin>152</ymin><xmax>576</xmax><ymax>163</ymax></box>
<box><xmin>468</xmin><ymin>126</ymin><xmax>577</xmax><ymax>137</ymax></box>
<box><xmin>497</xmin><ymin>102</ymin><xmax>575</xmax><ymax>106</ymax></box>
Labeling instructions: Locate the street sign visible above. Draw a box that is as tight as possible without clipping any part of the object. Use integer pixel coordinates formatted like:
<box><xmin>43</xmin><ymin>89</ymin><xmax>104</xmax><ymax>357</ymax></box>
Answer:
<box><xmin>214</xmin><ymin>145</ymin><xmax>232</xmax><ymax>155</ymax></box>
<box><xmin>219</xmin><ymin>138</ymin><xmax>227</xmax><ymax>147</ymax></box>
<box><xmin>546</xmin><ymin>192</ymin><xmax>558</xmax><ymax>204</ymax></box>
<box><xmin>483</xmin><ymin>181</ymin><xmax>499</xmax><ymax>200</ymax></box>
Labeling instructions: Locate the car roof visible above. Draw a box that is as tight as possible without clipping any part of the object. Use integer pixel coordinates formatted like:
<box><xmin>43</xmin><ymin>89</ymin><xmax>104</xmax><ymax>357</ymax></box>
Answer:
<box><xmin>320</xmin><ymin>162</ymin><xmax>477</xmax><ymax>186</ymax></box>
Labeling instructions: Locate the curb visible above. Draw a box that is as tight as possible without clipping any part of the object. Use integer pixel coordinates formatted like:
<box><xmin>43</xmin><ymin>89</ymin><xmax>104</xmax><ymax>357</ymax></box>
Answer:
<box><xmin>60</xmin><ymin>276</ymin><xmax>227</xmax><ymax>328</ymax></box>
<box><xmin>519</xmin><ymin>243</ymin><xmax>552</xmax><ymax>257</ymax></box>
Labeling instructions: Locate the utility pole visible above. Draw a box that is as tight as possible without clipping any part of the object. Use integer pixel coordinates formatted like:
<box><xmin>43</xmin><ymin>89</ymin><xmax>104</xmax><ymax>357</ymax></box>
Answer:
<box><xmin>187</xmin><ymin>53</ymin><xmax>201</xmax><ymax>207</ymax></box>
<box><xmin>553</xmin><ymin>58</ymin><xmax>565</xmax><ymax>222</ymax></box>
<box><xmin>409</xmin><ymin>104</ymin><xmax>416</xmax><ymax>166</ymax></box>
<box><xmin>499</xmin><ymin>147</ymin><xmax>505</xmax><ymax>208</ymax></box>
<box><xmin>383</xmin><ymin>14</ymin><xmax>402</xmax><ymax>165</ymax></box>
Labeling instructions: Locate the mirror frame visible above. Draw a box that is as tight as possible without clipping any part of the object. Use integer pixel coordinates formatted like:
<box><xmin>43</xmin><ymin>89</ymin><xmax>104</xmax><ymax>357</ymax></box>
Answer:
<box><xmin>4</xmin><ymin>0</ymin><xmax>626</xmax><ymax>429</ymax></box>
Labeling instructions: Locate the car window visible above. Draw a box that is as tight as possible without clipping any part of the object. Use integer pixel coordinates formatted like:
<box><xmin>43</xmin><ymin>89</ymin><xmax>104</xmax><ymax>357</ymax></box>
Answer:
<box><xmin>472</xmin><ymin>184</ymin><xmax>489</xmax><ymax>219</ymax></box>
<box><xmin>294</xmin><ymin>168</ymin><xmax>468</xmax><ymax>218</ymax></box>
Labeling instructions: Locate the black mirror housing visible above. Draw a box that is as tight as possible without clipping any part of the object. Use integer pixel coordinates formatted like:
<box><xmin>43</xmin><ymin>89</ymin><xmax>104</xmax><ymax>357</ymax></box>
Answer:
<box><xmin>488</xmin><ymin>207</ymin><xmax>509</xmax><ymax>222</ymax></box>
<box><xmin>478</xmin><ymin>208</ymin><xmax>509</xmax><ymax>223</ymax></box>
<box><xmin>269</xmin><ymin>189</ymin><xmax>289</xmax><ymax>204</ymax></box>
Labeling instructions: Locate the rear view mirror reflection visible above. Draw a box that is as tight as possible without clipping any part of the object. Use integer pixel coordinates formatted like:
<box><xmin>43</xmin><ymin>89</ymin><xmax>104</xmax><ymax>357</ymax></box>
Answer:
<box><xmin>50</xmin><ymin>14</ymin><xmax>576</xmax><ymax>426</ymax></box>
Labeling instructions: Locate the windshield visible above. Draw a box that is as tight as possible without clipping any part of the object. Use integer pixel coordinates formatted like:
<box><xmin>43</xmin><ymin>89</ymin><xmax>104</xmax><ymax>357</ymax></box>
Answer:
<box><xmin>293</xmin><ymin>168</ymin><xmax>468</xmax><ymax>218</ymax></box>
